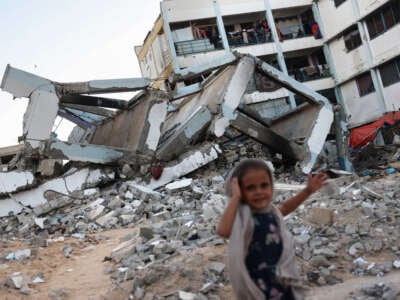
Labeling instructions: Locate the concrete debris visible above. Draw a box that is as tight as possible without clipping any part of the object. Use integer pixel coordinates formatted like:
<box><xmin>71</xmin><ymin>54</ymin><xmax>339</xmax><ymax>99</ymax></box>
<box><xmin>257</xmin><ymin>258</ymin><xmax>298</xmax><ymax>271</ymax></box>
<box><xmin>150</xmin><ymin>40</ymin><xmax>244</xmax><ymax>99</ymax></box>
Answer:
<box><xmin>0</xmin><ymin>171</ymin><xmax>35</xmax><ymax>195</ymax></box>
<box><xmin>1</xmin><ymin>53</ymin><xmax>333</xmax><ymax>184</ymax></box>
<box><xmin>1</xmin><ymin>54</ymin><xmax>400</xmax><ymax>298</ymax></box>
<box><xmin>0</xmin><ymin>147</ymin><xmax>399</xmax><ymax>298</ymax></box>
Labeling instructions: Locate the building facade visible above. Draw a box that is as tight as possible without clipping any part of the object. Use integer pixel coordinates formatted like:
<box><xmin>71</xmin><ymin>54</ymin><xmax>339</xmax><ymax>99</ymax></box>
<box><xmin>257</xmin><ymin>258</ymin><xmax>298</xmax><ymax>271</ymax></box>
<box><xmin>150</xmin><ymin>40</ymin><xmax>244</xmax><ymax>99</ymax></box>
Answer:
<box><xmin>135</xmin><ymin>0</ymin><xmax>400</xmax><ymax>129</ymax></box>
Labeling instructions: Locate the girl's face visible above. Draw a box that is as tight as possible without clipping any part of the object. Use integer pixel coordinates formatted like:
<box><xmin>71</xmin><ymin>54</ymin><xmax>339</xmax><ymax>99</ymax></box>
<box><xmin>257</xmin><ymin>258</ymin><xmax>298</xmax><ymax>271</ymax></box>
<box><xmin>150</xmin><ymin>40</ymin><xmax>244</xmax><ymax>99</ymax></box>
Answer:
<box><xmin>240</xmin><ymin>168</ymin><xmax>273</xmax><ymax>210</ymax></box>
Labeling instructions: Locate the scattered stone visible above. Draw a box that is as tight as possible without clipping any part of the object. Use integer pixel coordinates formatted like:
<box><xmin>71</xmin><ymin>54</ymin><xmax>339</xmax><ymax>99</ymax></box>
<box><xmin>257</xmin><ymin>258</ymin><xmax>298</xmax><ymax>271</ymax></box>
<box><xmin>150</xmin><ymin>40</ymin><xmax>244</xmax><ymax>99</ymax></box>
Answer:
<box><xmin>309</xmin><ymin>207</ymin><xmax>334</xmax><ymax>226</ymax></box>
<box><xmin>48</xmin><ymin>288</ymin><xmax>69</xmax><ymax>300</ymax></box>
<box><xmin>207</xmin><ymin>262</ymin><xmax>225</xmax><ymax>274</ymax></box>
<box><xmin>14</xmin><ymin>249</ymin><xmax>31</xmax><ymax>261</ymax></box>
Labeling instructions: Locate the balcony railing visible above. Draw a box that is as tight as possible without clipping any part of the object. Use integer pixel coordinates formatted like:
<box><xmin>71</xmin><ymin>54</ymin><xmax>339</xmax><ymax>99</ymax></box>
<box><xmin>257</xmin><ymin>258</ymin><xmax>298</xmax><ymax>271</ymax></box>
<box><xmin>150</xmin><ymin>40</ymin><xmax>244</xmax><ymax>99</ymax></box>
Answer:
<box><xmin>174</xmin><ymin>23</ymin><xmax>320</xmax><ymax>55</ymax></box>
<box><xmin>279</xmin><ymin>23</ymin><xmax>314</xmax><ymax>40</ymax></box>
<box><xmin>175</xmin><ymin>38</ymin><xmax>223</xmax><ymax>56</ymax></box>
<box><xmin>288</xmin><ymin>64</ymin><xmax>331</xmax><ymax>82</ymax></box>
<box><xmin>227</xmin><ymin>29</ymin><xmax>273</xmax><ymax>47</ymax></box>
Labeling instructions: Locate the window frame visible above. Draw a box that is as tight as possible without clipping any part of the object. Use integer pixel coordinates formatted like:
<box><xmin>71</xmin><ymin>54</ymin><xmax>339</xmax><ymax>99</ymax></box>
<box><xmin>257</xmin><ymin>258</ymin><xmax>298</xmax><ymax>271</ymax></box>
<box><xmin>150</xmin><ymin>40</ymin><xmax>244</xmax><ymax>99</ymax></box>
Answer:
<box><xmin>343</xmin><ymin>26</ymin><xmax>362</xmax><ymax>52</ymax></box>
<box><xmin>379</xmin><ymin>57</ymin><xmax>400</xmax><ymax>87</ymax></box>
<box><xmin>356</xmin><ymin>72</ymin><xmax>375</xmax><ymax>97</ymax></box>
<box><xmin>366</xmin><ymin>1</ymin><xmax>400</xmax><ymax>40</ymax></box>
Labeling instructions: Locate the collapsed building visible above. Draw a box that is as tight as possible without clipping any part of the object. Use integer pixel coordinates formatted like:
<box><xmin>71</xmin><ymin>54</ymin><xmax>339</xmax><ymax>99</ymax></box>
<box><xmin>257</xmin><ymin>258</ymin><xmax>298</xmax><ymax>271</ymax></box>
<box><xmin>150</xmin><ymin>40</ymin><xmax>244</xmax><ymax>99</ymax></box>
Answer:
<box><xmin>0</xmin><ymin>52</ymin><xmax>333</xmax><ymax>217</ymax></box>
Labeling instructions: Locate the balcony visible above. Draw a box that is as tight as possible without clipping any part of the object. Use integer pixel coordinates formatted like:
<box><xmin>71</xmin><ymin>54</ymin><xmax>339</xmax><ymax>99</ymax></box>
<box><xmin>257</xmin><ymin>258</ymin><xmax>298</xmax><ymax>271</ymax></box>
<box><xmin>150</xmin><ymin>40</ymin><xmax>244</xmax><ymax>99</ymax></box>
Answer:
<box><xmin>175</xmin><ymin>38</ymin><xmax>223</xmax><ymax>56</ymax></box>
<box><xmin>289</xmin><ymin>64</ymin><xmax>331</xmax><ymax>83</ymax></box>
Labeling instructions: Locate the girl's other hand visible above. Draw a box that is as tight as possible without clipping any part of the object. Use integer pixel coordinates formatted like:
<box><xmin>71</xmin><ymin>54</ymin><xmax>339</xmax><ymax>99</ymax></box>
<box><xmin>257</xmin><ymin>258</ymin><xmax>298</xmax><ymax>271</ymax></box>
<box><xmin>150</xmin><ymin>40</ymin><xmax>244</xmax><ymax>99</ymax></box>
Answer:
<box><xmin>306</xmin><ymin>172</ymin><xmax>329</xmax><ymax>194</ymax></box>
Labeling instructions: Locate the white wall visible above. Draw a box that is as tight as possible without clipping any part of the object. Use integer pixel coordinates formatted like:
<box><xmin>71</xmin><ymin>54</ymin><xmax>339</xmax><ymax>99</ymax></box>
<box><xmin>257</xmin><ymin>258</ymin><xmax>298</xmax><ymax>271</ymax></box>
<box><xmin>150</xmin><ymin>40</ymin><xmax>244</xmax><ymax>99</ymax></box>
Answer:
<box><xmin>236</xmin><ymin>43</ymin><xmax>275</xmax><ymax>57</ymax></box>
<box><xmin>164</xmin><ymin>0</ymin><xmax>215</xmax><ymax>23</ymax></box>
<box><xmin>383</xmin><ymin>81</ymin><xmax>400</xmax><ymax>111</ymax></box>
<box><xmin>269</xmin><ymin>0</ymin><xmax>312</xmax><ymax>10</ymax></box>
<box><xmin>281</xmin><ymin>36</ymin><xmax>323</xmax><ymax>53</ymax></box>
<box><xmin>219</xmin><ymin>0</ymin><xmax>265</xmax><ymax>16</ymax></box>
<box><xmin>370</xmin><ymin>25</ymin><xmax>400</xmax><ymax>66</ymax></box>
<box><xmin>177</xmin><ymin>49</ymin><xmax>226</xmax><ymax>68</ymax></box>
<box><xmin>341</xmin><ymin>80</ymin><xmax>382</xmax><ymax>127</ymax></box>
<box><xmin>317</xmin><ymin>0</ymin><xmax>355</xmax><ymax>40</ymax></box>
<box><xmin>329</xmin><ymin>37</ymin><xmax>369</xmax><ymax>83</ymax></box>
<box><xmin>357</xmin><ymin>0</ymin><xmax>390</xmax><ymax>19</ymax></box>
<box><xmin>304</xmin><ymin>77</ymin><xmax>335</xmax><ymax>91</ymax></box>
<box><xmin>164</xmin><ymin>0</ymin><xmax>312</xmax><ymax>23</ymax></box>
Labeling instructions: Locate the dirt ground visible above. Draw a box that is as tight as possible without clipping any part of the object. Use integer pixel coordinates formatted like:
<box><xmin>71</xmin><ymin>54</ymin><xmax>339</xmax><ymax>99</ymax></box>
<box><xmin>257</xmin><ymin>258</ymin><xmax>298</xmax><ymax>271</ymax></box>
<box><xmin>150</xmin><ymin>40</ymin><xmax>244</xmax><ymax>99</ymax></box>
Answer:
<box><xmin>0</xmin><ymin>227</ymin><xmax>399</xmax><ymax>300</ymax></box>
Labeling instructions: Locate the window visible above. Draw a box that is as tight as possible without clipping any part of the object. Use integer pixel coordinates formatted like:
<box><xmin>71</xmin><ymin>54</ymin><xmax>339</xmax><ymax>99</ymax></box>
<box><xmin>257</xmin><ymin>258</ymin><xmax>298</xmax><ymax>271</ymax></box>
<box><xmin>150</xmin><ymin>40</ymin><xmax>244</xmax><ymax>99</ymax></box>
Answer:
<box><xmin>379</xmin><ymin>57</ymin><xmax>400</xmax><ymax>87</ymax></box>
<box><xmin>334</xmin><ymin>0</ymin><xmax>347</xmax><ymax>7</ymax></box>
<box><xmin>366</xmin><ymin>1</ymin><xmax>400</xmax><ymax>39</ymax></box>
<box><xmin>343</xmin><ymin>26</ymin><xmax>362</xmax><ymax>51</ymax></box>
<box><xmin>356</xmin><ymin>72</ymin><xmax>375</xmax><ymax>96</ymax></box>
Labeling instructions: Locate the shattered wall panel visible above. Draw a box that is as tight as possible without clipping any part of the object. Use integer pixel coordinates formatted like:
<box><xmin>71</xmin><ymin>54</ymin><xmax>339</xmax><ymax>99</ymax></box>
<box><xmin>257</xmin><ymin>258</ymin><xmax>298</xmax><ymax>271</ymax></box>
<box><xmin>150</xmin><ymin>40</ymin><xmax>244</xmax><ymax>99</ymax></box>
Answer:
<box><xmin>91</xmin><ymin>91</ymin><xmax>168</xmax><ymax>155</ymax></box>
<box><xmin>0</xmin><ymin>171</ymin><xmax>35</xmax><ymax>195</ymax></box>
<box><xmin>270</xmin><ymin>104</ymin><xmax>321</xmax><ymax>143</ymax></box>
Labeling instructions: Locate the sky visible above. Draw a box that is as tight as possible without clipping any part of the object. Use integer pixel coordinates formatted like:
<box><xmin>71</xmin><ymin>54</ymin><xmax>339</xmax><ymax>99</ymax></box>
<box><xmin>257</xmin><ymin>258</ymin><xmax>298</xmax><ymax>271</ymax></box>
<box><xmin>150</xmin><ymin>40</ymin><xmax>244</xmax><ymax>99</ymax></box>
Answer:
<box><xmin>0</xmin><ymin>0</ymin><xmax>160</xmax><ymax>147</ymax></box>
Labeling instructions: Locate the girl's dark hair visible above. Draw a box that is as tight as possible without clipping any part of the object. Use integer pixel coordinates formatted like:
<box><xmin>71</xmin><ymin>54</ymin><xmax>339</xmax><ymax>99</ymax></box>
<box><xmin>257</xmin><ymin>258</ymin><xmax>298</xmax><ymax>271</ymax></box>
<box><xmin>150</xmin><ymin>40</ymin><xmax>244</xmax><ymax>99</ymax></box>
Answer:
<box><xmin>225</xmin><ymin>159</ymin><xmax>273</xmax><ymax>196</ymax></box>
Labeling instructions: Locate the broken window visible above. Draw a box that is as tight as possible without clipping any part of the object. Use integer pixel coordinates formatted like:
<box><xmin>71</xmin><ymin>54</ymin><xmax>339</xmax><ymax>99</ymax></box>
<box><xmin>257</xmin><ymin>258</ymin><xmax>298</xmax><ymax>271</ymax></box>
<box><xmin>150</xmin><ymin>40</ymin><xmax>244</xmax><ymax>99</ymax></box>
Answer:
<box><xmin>356</xmin><ymin>72</ymin><xmax>375</xmax><ymax>97</ymax></box>
<box><xmin>379</xmin><ymin>56</ymin><xmax>400</xmax><ymax>87</ymax></box>
<box><xmin>366</xmin><ymin>1</ymin><xmax>400</xmax><ymax>39</ymax></box>
<box><xmin>343</xmin><ymin>25</ymin><xmax>362</xmax><ymax>51</ymax></box>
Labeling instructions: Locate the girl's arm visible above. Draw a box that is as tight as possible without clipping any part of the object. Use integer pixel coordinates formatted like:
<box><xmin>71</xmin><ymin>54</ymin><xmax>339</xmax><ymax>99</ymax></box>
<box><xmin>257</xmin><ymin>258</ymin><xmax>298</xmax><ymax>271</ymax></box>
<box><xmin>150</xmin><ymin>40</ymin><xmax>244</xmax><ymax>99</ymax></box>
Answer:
<box><xmin>279</xmin><ymin>173</ymin><xmax>328</xmax><ymax>216</ymax></box>
<box><xmin>217</xmin><ymin>178</ymin><xmax>241</xmax><ymax>238</ymax></box>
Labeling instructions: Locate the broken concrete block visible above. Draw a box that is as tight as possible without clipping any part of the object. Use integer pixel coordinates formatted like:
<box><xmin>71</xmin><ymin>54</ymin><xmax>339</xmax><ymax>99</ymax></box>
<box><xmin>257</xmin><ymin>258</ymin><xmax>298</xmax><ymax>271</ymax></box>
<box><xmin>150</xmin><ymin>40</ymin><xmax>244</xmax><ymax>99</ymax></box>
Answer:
<box><xmin>127</xmin><ymin>183</ymin><xmax>162</xmax><ymax>201</ymax></box>
<box><xmin>151</xmin><ymin>211</ymin><xmax>171</xmax><ymax>222</ymax></box>
<box><xmin>108</xmin><ymin>196</ymin><xmax>123</xmax><ymax>209</ymax></box>
<box><xmin>34</xmin><ymin>217</ymin><xmax>46</xmax><ymax>229</ymax></box>
<box><xmin>165</xmin><ymin>178</ymin><xmax>193</xmax><ymax>193</ymax></box>
<box><xmin>207</xmin><ymin>262</ymin><xmax>225</xmax><ymax>274</ymax></box>
<box><xmin>111</xmin><ymin>239</ymin><xmax>137</xmax><ymax>262</ymax></box>
<box><xmin>149</xmin><ymin>143</ymin><xmax>221</xmax><ymax>189</ymax></box>
<box><xmin>37</xmin><ymin>159</ymin><xmax>62</xmax><ymax>177</ymax></box>
<box><xmin>119</xmin><ymin>215</ymin><xmax>134</xmax><ymax>225</ymax></box>
<box><xmin>124</xmin><ymin>190</ymin><xmax>134</xmax><ymax>200</ymax></box>
<box><xmin>83</xmin><ymin>188</ymin><xmax>98</xmax><ymax>196</ymax></box>
<box><xmin>178</xmin><ymin>290</ymin><xmax>197</xmax><ymax>300</ymax></box>
<box><xmin>14</xmin><ymin>249</ymin><xmax>31</xmax><ymax>261</ymax></box>
<box><xmin>5</xmin><ymin>272</ymin><xmax>31</xmax><ymax>289</ymax></box>
<box><xmin>139</xmin><ymin>227</ymin><xmax>154</xmax><ymax>240</ymax></box>
<box><xmin>0</xmin><ymin>171</ymin><xmax>34</xmax><ymax>195</ymax></box>
<box><xmin>309</xmin><ymin>207</ymin><xmax>334</xmax><ymax>226</ymax></box>
<box><xmin>95</xmin><ymin>211</ymin><xmax>117</xmax><ymax>227</ymax></box>
<box><xmin>88</xmin><ymin>205</ymin><xmax>105</xmax><ymax>221</ymax></box>
<box><xmin>1</xmin><ymin>168</ymin><xmax>113</xmax><ymax>217</ymax></box>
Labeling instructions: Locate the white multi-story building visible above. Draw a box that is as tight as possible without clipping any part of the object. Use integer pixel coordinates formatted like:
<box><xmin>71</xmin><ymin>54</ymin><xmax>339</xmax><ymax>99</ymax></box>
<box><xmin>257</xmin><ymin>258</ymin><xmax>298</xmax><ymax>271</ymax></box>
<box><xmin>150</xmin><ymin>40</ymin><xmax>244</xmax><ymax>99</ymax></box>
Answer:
<box><xmin>135</xmin><ymin>0</ymin><xmax>400</xmax><ymax>129</ymax></box>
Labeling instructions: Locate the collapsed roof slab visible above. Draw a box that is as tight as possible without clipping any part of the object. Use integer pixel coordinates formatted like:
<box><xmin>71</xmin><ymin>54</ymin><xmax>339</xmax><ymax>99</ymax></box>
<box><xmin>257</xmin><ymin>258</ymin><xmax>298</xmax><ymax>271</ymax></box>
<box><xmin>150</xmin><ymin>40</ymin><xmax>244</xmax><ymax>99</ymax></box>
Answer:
<box><xmin>0</xmin><ymin>170</ymin><xmax>35</xmax><ymax>195</ymax></box>
<box><xmin>254</xmin><ymin>56</ymin><xmax>333</xmax><ymax>173</ymax></box>
<box><xmin>1</xmin><ymin>65</ymin><xmax>156</xmax><ymax>164</ymax></box>
<box><xmin>55</xmin><ymin>77</ymin><xmax>152</xmax><ymax>95</ymax></box>
<box><xmin>43</xmin><ymin>141</ymin><xmax>128</xmax><ymax>164</ymax></box>
<box><xmin>0</xmin><ymin>167</ymin><xmax>115</xmax><ymax>217</ymax></box>
<box><xmin>230</xmin><ymin>111</ymin><xmax>304</xmax><ymax>161</ymax></box>
<box><xmin>158</xmin><ymin>54</ymin><xmax>333</xmax><ymax>173</ymax></box>
<box><xmin>156</xmin><ymin>65</ymin><xmax>238</xmax><ymax>161</ymax></box>
<box><xmin>90</xmin><ymin>90</ymin><xmax>169</xmax><ymax>157</ymax></box>
<box><xmin>148</xmin><ymin>143</ymin><xmax>221</xmax><ymax>190</ymax></box>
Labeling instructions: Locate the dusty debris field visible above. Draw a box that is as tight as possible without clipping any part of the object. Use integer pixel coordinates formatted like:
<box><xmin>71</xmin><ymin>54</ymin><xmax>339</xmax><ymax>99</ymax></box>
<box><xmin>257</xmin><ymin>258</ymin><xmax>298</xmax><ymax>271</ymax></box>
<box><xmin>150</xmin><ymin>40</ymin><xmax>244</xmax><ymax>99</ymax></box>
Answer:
<box><xmin>0</xmin><ymin>169</ymin><xmax>400</xmax><ymax>299</ymax></box>
<box><xmin>0</xmin><ymin>226</ymin><xmax>399</xmax><ymax>300</ymax></box>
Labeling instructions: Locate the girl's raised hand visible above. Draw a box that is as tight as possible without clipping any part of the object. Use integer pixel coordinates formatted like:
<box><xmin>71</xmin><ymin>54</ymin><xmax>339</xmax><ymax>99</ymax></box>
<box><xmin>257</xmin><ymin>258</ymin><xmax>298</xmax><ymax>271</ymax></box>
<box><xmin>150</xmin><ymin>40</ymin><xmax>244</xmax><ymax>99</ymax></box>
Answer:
<box><xmin>230</xmin><ymin>177</ymin><xmax>242</xmax><ymax>202</ymax></box>
<box><xmin>306</xmin><ymin>172</ymin><xmax>329</xmax><ymax>194</ymax></box>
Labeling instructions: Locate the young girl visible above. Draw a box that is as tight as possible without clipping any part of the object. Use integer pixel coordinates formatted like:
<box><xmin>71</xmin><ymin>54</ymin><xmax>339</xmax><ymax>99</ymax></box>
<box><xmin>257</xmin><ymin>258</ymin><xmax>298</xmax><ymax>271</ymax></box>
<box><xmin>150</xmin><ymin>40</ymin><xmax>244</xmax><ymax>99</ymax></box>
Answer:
<box><xmin>217</xmin><ymin>159</ymin><xmax>328</xmax><ymax>300</ymax></box>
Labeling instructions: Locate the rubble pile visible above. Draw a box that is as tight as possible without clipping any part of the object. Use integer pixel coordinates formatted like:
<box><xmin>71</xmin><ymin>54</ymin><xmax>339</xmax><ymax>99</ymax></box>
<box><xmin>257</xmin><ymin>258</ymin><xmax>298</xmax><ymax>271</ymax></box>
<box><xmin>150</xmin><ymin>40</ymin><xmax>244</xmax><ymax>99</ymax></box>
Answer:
<box><xmin>1</xmin><ymin>138</ymin><xmax>398</xmax><ymax>298</ymax></box>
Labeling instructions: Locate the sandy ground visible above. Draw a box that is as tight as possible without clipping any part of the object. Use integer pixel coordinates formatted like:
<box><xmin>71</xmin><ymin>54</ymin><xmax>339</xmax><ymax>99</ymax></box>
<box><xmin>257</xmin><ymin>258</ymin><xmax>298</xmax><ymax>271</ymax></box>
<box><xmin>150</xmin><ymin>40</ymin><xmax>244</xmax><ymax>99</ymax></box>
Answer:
<box><xmin>0</xmin><ymin>228</ymin><xmax>133</xmax><ymax>300</ymax></box>
<box><xmin>0</xmin><ymin>227</ymin><xmax>399</xmax><ymax>300</ymax></box>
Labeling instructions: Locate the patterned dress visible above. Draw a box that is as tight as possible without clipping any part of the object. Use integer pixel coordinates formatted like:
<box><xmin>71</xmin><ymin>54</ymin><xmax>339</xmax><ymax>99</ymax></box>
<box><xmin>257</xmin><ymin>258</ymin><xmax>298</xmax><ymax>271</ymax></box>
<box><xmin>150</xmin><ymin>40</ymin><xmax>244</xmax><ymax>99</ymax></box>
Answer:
<box><xmin>245</xmin><ymin>212</ymin><xmax>295</xmax><ymax>300</ymax></box>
